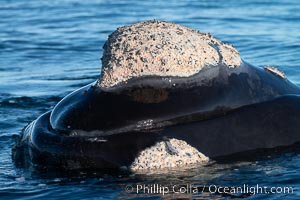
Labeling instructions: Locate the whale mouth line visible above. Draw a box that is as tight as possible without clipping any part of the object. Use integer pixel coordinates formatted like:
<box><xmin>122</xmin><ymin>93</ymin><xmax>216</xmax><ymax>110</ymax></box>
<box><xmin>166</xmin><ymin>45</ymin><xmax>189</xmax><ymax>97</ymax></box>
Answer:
<box><xmin>67</xmin><ymin>106</ymin><xmax>232</xmax><ymax>138</ymax></box>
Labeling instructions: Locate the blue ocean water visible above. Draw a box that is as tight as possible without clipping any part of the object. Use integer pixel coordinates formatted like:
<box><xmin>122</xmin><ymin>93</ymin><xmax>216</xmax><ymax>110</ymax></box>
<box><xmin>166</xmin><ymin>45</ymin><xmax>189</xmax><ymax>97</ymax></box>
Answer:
<box><xmin>1</xmin><ymin>0</ymin><xmax>300</xmax><ymax>199</ymax></box>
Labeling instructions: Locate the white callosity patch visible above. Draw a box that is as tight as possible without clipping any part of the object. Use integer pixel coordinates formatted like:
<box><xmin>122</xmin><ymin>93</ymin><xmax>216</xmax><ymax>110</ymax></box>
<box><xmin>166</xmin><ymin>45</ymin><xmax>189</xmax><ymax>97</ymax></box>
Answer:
<box><xmin>264</xmin><ymin>66</ymin><xmax>286</xmax><ymax>79</ymax></box>
<box><xmin>98</xmin><ymin>20</ymin><xmax>241</xmax><ymax>88</ymax></box>
<box><xmin>130</xmin><ymin>138</ymin><xmax>209</xmax><ymax>172</ymax></box>
<box><xmin>219</xmin><ymin>43</ymin><xmax>241</xmax><ymax>68</ymax></box>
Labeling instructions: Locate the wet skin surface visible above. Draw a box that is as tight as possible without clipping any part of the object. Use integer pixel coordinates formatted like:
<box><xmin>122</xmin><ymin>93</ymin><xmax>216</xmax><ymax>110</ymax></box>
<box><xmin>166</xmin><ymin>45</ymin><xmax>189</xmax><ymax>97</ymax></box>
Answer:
<box><xmin>13</xmin><ymin>61</ymin><xmax>300</xmax><ymax>169</ymax></box>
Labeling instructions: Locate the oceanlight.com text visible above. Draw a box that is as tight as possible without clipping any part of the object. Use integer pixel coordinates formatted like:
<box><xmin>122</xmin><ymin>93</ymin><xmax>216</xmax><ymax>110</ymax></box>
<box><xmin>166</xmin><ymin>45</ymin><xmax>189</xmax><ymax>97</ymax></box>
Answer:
<box><xmin>125</xmin><ymin>183</ymin><xmax>294</xmax><ymax>196</ymax></box>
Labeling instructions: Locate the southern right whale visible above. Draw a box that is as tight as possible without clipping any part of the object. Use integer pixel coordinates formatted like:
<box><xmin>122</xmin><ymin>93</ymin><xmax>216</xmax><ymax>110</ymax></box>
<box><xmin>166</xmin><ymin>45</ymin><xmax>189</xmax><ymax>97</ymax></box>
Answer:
<box><xmin>12</xmin><ymin>20</ymin><xmax>300</xmax><ymax>171</ymax></box>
